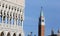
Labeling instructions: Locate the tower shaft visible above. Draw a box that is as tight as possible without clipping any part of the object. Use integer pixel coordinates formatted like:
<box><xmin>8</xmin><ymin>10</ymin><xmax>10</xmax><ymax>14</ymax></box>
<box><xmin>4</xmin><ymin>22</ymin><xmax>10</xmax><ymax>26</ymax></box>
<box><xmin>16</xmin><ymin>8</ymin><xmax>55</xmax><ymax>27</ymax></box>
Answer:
<box><xmin>38</xmin><ymin>25</ymin><xmax>44</xmax><ymax>36</ymax></box>
<box><xmin>38</xmin><ymin>7</ymin><xmax>45</xmax><ymax>36</ymax></box>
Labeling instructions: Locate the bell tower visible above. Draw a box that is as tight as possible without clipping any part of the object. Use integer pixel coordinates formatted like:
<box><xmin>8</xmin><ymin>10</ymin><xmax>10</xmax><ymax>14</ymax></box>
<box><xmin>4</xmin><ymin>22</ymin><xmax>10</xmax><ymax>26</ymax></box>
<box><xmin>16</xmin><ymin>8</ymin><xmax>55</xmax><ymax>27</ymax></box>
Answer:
<box><xmin>38</xmin><ymin>7</ymin><xmax>45</xmax><ymax>36</ymax></box>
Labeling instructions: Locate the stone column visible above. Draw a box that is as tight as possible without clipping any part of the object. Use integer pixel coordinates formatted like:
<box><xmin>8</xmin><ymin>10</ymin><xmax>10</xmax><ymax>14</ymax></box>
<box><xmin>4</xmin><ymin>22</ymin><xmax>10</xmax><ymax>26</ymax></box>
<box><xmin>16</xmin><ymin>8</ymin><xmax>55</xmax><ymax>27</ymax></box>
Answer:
<box><xmin>19</xmin><ymin>14</ymin><xmax>21</xmax><ymax>26</ymax></box>
<box><xmin>14</xmin><ymin>12</ymin><xmax>16</xmax><ymax>26</ymax></box>
<box><xmin>11</xmin><ymin>12</ymin><xmax>13</xmax><ymax>25</ymax></box>
<box><xmin>20</xmin><ymin>11</ymin><xmax>24</xmax><ymax>28</ymax></box>
<box><xmin>6</xmin><ymin>11</ymin><xmax>7</xmax><ymax>24</ymax></box>
<box><xmin>0</xmin><ymin>10</ymin><xmax>2</xmax><ymax>23</ymax></box>
<box><xmin>9</xmin><ymin>11</ymin><xmax>10</xmax><ymax>24</ymax></box>
<box><xmin>7</xmin><ymin>11</ymin><xmax>9</xmax><ymax>24</ymax></box>
<box><xmin>4</xmin><ymin>32</ymin><xmax>7</xmax><ymax>36</ymax></box>
<box><xmin>15</xmin><ymin>10</ymin><xmax>17</xmax><ymax>26</ymax></box>
<box><xmin>17</xmin><ymin>13</ymin><xmax>18</xmax><ymax>26</ymax></box>
<box><xmin>11</xmin><ymin>32</ymin><xmax>14</xmax><ymax>36</ymax></box>
<box><xmin>16</xmin><ymin>13</ymin><xmax>17</xmax><ymax>25</ymax></box>
<box><xmin>22</xmin><ymin>20</ymin><xmax>23</xmax><ymax>28</ymax></box>
<box><xmin>3</xmin><ymin>10</ymin><xmax>5</xmax><ymax>23</ymax></box>
<box><xmin>10</xmin><ymin>12</ymin><xmax>12</xmax><ymax>25</ymax></box>
<box><xmin>12</xmin><ymin>12</ymin><xmax>14</xmax><ymax>25</ymax></box>
<box><xmin>13</xmin><ymin>12</ymin><xmax>14</xmax><ymax>25</ymax></box>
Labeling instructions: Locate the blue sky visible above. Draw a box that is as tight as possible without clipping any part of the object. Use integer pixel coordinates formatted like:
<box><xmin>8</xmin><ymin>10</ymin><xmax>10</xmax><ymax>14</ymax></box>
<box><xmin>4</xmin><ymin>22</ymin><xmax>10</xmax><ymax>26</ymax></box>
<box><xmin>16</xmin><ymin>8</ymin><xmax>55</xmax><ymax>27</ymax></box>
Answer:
<box><xmin>24</xmin><ymin>0</ymin><xmax>60</xmax><ymax>36</ymax></box>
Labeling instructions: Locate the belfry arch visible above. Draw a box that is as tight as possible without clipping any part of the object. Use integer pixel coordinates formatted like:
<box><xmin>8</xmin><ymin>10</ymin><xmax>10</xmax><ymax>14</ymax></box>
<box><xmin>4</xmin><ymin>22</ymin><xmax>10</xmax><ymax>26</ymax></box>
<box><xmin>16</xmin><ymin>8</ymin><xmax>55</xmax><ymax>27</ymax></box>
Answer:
<box><xmin>1</xmin><ymin>32</ymin><xmax>4</xmax><ymax>36</ymax></box>
<box><xmin>7</xmin><ymin>32</ymin><xmax>10</xmax><ymax>36</ymax></box>
<box><xmin>13</xmin><ymin>33</ymin><xmax>16</xmax><ymax>36</ymax></box>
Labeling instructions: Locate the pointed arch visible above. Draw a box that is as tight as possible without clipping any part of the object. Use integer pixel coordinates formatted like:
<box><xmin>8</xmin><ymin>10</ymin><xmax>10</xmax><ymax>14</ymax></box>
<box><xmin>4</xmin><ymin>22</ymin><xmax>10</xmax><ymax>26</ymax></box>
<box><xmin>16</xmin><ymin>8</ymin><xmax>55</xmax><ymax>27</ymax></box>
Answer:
<box><xmin>19</xmin><ymin>34</ymin><xmax>21</xmax><ymax>36</ymax></box>
<box><xmin>7</xmin><ymin>32</ymin><xmax>10</xmax><ymax>36</ymax></box>
<box><xmin>13</xmin><ymin>33</ymin><xmax>16</xmax><ymax>36</ymax></box>
<box><xmin>1</xmin><ymin>32</ymin><xmax>4</xmax><ymax>36</ymax></box>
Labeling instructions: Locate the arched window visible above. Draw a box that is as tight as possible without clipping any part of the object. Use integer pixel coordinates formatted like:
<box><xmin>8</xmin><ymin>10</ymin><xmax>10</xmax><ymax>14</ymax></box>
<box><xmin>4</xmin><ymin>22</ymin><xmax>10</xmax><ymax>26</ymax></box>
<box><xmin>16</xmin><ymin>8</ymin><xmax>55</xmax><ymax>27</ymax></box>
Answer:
<box><xmin>0</xmin><ymin>10</ymin><xmax>2</xmax><ymax>23</ymax></box>
<box><xmin>16</xmin><ymin>13</ymin><xmax>17</xmax><ymax>25</ymax></box>
<box><xmin>13</xmin><ymin>13</ymin><xmax>15</xmax><ymax>24</ymax></box>
<box><xmin>7</xmin><ymin>12</ymin><xmax>9</xmax><ymax>24</ymax></box>
<box><xmin>1</xmin><ymin>32</ymin><xmax>4</xmax><ymax>36</ymax></box>
<box><xmin>18</xmin><ymin>14</ymin><xmax>20</xmax><ymax>26</ymax></box>
<box><xmin>0</xmin><ymin>2</ymin><xmax>1</xmax><ymax>6</ymax></box>
<box><xmin>17</xmin><ymin>8</ymin><xmax>19</xmax><ymax>12</ymax></box>
<box><xmin>20</xmin><ymin>9</ymin><xmax>22</xmax><ymax>12</ymax></box>
<box><xmin>20</xmin><ymin>15</ymin><xmax>23</xmax><ymax>26</ymax></box>
<box><xmin>13</xmin><ymin>33</ymin><xmax>16</xmax><ymax>36</ymax></box>
<box><xmin>10</xmin><ymin>12</ymin><xmax>12</xmax><ymax>24</ymax></box>
<box><xmin>2</xmin><ymin>3</ymin><xmax>4</xmax><ymax>8</ymax></box>
<box><xmin>15</xmin><ymin>7</ymin><xmax>16</xmax><ymax>11</ymax></box>
<box><xmin>6</xmin><ymin>4</ymin><xmax>7</xmax><ymax>9</ymax></box>
<box><xmin>3</xmin><ymin>10</ymin><xmax>6</xmax><ymax>23</ymax></box>
<box><xmin>19</xmin><ymin>34</ymin><xmax>21</xmax><ymax>36</ymax></box>
<box><xmin>7</xmin><ymin>32</ymin><xmax>10</xmax><ymax>36</ymax></box>
<box><xmin>12</xmin><ymin>6</ymin><xmax>13</xmax><ymax>10</ymax></box>
<box><xmin>9</xmin><ymin>5</ymin><xmax>10</xmax><ymax>10</ymax></box>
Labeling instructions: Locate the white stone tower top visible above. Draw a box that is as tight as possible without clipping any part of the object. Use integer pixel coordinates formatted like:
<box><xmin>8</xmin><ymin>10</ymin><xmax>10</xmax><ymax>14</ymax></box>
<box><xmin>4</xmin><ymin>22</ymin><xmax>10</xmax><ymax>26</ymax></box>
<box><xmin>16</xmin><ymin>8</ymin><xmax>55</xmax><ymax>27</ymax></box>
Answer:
<box><xmin>40</xmin><ymin>7</ymin><xmax>45</xmax><ymax>25</ymax></box>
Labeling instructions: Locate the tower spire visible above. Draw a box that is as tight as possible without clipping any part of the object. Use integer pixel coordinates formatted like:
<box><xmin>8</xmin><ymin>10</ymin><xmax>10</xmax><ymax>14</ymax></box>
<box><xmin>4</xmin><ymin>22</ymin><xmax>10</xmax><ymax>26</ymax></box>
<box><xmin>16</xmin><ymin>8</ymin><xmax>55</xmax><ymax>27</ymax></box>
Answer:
<box><xmin>39</xmin><ymin>6</ymin><xmax>45</xmax><ymax>25</ymax></box>
<box><xmin>40</xmin><ymin>6</ymin><xmax>44</xmax><ymax>17</ymax></box>
<box><xmin>38</xmin><ymin>7</ymin><xmax>45</xmax><ymax>36</ymax></box>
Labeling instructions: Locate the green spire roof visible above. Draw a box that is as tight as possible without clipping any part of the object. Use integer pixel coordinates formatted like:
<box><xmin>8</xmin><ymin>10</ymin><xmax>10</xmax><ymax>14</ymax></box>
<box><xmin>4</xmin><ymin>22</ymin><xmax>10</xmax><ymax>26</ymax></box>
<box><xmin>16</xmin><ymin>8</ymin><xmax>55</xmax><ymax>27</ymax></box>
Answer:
<box><xmin>40</xmin><ymin>6</ymin><xmax>44</xmax><ymax>16</ymax></box>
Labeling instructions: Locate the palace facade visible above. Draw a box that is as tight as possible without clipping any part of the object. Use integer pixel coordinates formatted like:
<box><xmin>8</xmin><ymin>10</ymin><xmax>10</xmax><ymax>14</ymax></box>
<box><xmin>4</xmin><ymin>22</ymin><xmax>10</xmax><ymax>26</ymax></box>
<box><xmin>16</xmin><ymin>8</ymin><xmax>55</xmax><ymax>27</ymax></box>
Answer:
<box><xmin>0</xmin><ymin>0</ymin><xmax>25</xmax><ymax>36</ymax></box>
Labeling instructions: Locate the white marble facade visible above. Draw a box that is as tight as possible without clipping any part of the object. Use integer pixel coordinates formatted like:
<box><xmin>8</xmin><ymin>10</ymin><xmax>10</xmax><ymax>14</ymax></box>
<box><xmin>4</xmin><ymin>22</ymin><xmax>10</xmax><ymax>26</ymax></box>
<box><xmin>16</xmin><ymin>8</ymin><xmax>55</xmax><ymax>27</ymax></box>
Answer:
<box><xmin>0</xmin><ymin>0</ymin><xmax>25</xmax><ymax>36</ymax></box>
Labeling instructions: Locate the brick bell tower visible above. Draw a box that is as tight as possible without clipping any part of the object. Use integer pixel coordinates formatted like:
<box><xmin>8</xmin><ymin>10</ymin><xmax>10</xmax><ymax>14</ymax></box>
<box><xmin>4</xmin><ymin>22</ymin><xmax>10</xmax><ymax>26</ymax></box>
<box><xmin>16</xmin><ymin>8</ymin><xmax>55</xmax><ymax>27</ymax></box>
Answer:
<box><xmin>38</xmin><ymin>7</ymin><xmax>45</xmax><ymax>36</ymax></box>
